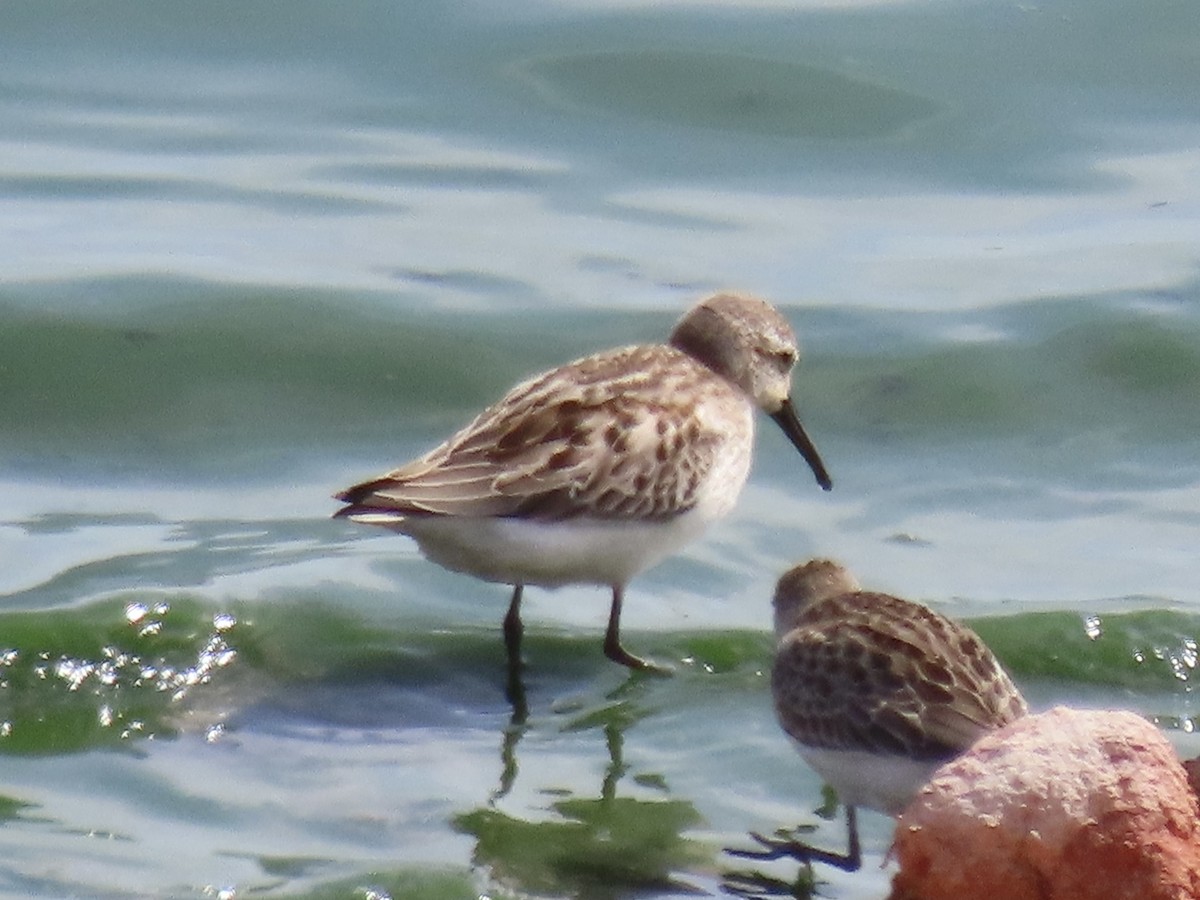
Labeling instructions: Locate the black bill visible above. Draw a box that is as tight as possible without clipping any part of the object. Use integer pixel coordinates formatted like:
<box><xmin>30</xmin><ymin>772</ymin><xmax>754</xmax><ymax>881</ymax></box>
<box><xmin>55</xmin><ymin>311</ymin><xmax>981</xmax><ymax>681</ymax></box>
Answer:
<box><xmin>770</xmin><ymin>400</ymin><xmax>833</xmax><ymax>491</ymax></box>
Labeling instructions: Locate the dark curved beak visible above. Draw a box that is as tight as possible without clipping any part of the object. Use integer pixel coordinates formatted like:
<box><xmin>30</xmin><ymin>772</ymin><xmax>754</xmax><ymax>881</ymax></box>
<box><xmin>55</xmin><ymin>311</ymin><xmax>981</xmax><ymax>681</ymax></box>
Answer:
<box><xmin>770</xmin><ymin>399</ymin><xmax>832</xmax><ymax>491</ymax></box>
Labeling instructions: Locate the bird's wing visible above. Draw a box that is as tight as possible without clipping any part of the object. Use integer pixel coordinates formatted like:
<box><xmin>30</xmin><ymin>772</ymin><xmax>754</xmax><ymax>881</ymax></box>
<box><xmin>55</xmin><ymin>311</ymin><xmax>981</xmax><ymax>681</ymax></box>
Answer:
<box><xmin>772</xmin><ymin>597</ymin><xmax>1027</xmax><ymax>761</ymax></box>
<box><xmin>335</xmin><ymin>345</ymin><xmax>737</xmax><ymax>521</ymax></box>
<box><xmin>771</xmin><ymin>625</ymin><xmax>911</xmax><ymax>756</ymax></box>
<box><xmin>910</xmin><ymin>617</ymin><xmax>1029</xmax><ymax>750</ymax></box>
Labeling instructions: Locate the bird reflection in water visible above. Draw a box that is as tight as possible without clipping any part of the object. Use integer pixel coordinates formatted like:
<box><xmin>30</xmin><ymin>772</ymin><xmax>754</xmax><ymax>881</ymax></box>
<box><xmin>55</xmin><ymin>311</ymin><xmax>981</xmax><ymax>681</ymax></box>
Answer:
<box><xmin>722</xmin><ymin>833</ymin><xmax>823</xmax><ymax>900</ymax></box>
<box><xmin>458</xmin><ymin>676</ymin><xmax>708</xmax><ymax>898</ymax></box>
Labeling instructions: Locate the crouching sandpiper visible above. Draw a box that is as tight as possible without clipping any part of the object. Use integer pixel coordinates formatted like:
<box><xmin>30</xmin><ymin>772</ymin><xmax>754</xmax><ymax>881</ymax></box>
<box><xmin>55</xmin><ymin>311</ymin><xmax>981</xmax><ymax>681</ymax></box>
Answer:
<box><xmin>729</xmin><ymin>559</ymin><xmax>1027</xmax><ymax>873</ymax></box>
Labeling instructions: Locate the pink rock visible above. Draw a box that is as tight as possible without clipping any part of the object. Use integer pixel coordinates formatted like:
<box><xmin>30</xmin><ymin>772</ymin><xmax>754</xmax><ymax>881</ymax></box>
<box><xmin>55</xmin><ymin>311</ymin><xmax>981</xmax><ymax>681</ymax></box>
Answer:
<box><xmin>889</xmin><ymin>706</ymin><xmax>1200</xmax><ymax>900</ymax></box>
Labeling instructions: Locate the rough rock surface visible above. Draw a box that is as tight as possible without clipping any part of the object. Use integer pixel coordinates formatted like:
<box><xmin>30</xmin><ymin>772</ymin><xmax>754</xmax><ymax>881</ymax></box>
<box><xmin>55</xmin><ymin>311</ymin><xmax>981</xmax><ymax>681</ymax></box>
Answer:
<box><xmin>1182</xmin><ymin>755</ymin><xmax>1200</xmax><ymax>805</ymax></box>
<box><xmin>889</xmin><ymin>706</ymin><xmax>1200</xmax><ymax>900</ymax></box>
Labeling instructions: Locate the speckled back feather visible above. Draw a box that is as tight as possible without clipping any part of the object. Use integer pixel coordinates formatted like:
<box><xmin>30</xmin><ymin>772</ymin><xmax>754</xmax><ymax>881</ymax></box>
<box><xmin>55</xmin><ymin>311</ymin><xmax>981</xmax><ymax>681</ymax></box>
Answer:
<box><xmin>335</xmin><ymin>344</ymin><xmax>747</xmax><ymax>522</ymax></box>
<box><xmin>772</xmin><ymin>589</ymin><xmax>1028</xmax><ymax>761</ymax></box>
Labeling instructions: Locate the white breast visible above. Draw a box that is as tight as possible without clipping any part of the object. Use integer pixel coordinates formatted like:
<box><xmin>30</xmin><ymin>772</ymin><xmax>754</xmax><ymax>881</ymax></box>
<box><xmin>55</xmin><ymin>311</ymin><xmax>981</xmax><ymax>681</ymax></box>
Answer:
<box><xmin>398</xmin><ymin>510</ymin><xmax>718</xmax><ymax>587</ymax></box>
<box><xmin>798</xmin><ymin>745</ymin><xmax>942</xmax><ymax>816</ymax></box>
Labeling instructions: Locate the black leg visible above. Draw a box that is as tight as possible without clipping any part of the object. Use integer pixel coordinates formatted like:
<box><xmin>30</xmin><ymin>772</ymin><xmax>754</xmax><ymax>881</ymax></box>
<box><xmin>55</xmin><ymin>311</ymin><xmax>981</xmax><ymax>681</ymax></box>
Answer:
<box><xmin>603</xmin><ymin>585</ymin><xmax>670</xmax><ymax>673</ymax></box>
<box><xmin>845</xmin><ymin>806</ymin><xmax>861</xmax><ymax>870</ymax></box>
<box><xmin>503</xmin><ymin>584</ymin><xmax>524</xmax><ymax>663</ymax></box>
<box><xmin>502</xmin><ymin>585</ymin><xmax>528</xmax><ymax>723</ymax></box>
<box><xmin>726</xmin><ymin>806</ymin><xmax>862</xmax><ymax>873</ymax></box>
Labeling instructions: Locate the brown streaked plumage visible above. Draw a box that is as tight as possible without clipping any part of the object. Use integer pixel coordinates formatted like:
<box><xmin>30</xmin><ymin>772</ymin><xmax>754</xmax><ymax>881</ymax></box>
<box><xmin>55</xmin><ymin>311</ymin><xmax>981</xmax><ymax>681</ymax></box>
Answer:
<box><xmin>340</xmin><ymin>344</ymin><xmax>747</xmax><ymax>523</ymax></box>
<box><xmin>334</xmin><ymin>292</ymin><xmax>832</xmax><ymax>683</ymax></box>
<box><xmin>730</xmin><ymin>558</ymin><xmax>1027</xmax><ymax>873</ymax></box>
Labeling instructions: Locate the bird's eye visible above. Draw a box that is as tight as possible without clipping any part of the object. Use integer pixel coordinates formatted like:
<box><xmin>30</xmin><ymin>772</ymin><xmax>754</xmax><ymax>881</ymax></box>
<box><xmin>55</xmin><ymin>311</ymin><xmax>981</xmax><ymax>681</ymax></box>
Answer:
<box><xmin>773</xmin><ymin>349</ymin><xmax>797</xmax><ymax>369</ymax></box>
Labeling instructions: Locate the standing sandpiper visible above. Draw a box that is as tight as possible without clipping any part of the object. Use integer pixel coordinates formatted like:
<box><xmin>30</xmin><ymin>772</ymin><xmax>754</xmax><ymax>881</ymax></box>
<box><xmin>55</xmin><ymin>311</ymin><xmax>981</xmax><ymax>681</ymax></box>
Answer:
<box><xmin>730</xmin><ymin>559</ymin><xmax>1027</xmax><ymax>872</ymax></box>
<box><xmin>333</xmin><ymin>293</ymin><xmax>831</xmax><ymax>676</ymax></box>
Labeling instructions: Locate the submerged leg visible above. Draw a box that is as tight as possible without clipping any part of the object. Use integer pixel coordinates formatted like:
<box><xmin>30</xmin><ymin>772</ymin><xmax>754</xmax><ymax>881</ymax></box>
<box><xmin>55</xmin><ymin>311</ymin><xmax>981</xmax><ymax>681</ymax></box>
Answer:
<box><xmin>603</xmin><ymin>585</ymin><xmax>669</xmax><ymax>673</ymax></box>
<box><xmin>503</xmin><ymin>585</ymin><xmax>528</xmax><ymax>722</ymax></box>
<box><xmin>726</xmin><ymin>805</ymin><xmax>862</xmax><ymax>873</ymax></box>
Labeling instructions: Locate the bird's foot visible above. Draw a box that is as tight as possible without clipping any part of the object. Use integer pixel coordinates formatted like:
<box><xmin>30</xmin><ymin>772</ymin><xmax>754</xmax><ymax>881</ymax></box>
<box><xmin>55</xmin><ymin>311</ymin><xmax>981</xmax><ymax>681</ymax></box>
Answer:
<box><xmin>725</xmin><ymin>827</ymin><xmax>819</xmax><ymax>862</ymax></box>
<box><xmin>604</xmin><ymin>641</ymin><xmax>673</xmax><ymax>676</ymax></box>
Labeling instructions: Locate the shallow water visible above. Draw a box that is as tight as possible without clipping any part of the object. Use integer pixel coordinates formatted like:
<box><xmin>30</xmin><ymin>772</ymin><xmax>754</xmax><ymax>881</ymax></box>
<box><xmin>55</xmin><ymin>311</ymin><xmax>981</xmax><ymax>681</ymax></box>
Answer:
<box><xmin>2</xmin><ymin>0</ymin><xmax>1200</xmax><ymax>897</ymax></box>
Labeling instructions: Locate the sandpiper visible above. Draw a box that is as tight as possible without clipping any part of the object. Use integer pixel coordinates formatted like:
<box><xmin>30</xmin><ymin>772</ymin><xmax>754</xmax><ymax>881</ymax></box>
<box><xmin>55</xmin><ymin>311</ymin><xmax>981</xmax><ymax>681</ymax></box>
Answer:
<box><xmin>730</xmin><ymin>559</ymin><xmax>1027</xmax><ymax>872</ymax></box>
<box><xmin>334</xmin><ymin>292</ymin><xmax>832</xmax><ymax>675</ymax></box>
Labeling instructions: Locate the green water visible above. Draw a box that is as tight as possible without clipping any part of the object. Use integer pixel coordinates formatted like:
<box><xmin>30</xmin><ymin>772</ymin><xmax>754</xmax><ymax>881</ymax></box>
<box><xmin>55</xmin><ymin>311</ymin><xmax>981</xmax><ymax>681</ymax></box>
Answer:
<box><xmin>2</xmin><ymin>0</ymin><xmax>1200</xmax><ymax>897</ymax></box>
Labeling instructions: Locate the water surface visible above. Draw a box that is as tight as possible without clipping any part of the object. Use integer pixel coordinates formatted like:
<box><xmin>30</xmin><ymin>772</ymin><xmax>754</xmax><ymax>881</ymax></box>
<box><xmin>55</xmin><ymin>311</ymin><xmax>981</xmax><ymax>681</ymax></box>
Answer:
<box><xmin>2</xmin><ymin>0</ymin><xmax>1200</xmax><ymax>898</ymax></box>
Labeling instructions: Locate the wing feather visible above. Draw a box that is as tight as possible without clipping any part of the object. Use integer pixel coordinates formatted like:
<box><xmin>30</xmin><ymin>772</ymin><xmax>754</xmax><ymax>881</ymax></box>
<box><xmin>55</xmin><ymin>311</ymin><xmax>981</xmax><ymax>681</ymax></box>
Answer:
<box><xmin>335</xmin><ymin>345</ymin><xmax>739</xmax><ymax>522</ymax></box>
<box><xmin>772</xmin><ymin>595</ymin><xmax>1026</xmax><ymax>760</ymax></box>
